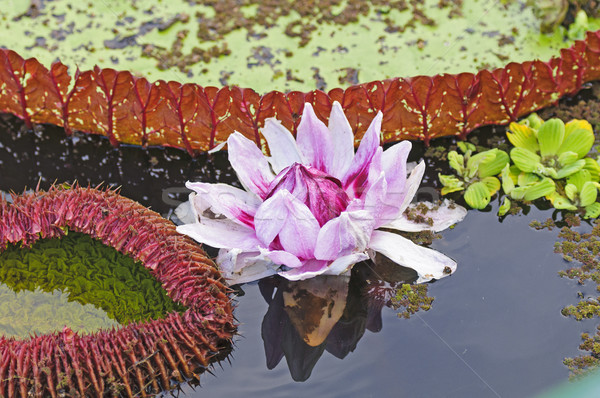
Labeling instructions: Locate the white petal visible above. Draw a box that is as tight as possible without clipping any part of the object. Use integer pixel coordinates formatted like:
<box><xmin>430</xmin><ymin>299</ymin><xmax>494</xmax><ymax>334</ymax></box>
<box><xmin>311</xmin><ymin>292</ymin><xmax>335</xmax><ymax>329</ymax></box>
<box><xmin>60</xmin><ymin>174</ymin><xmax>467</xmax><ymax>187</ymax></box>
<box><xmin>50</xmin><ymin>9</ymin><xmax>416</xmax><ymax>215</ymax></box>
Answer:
<box><xmin>176</xmin><ymin>217</ymin><xmax>262</xmax><ymax>251</ymax></box>
<box><xmin>314</xmin><ymin>210</ymin><xmax>375</xmax><ymax>260</ymax></box>
<box><xmin>216</xmin><ymin>248</ymin><xmax>247</xmax><ymax>273</ymax></box>
<box><xmin>174</xmin><ymin>197</ymin><xmax>196</xmax><ymax>224</ymax></box>
<box><xmin>321</xmin><ymin>252</ymin><xmax>369</xmax><ymax>275</ymax></box>
<box><xmin>327</xmin><ymin>101</ymin><xmax>355</xmax><ymax>179</ymax></box>
<box><xmin>207</xmin><ymin>141</ymin><xmax>227</xmax><ymax>154</ymax></box>
<box><xmin>396</xmin><ymin>160</ymin><xmax>426</xmax><ymax>216</ymax></box>
<box><xmin>278</xmin><ymin>259</ymin><xmax>328</xmax><ymax>281</ymax></box>
<box><xmin>362</xmin><ymin>169</ymin><xmax>387</xmax><ymax>215</ymax></box>
<box><xmin>368</xmin><ymin>230</ymin><xmax>456</xmax><ymax>283</ymax></box>
<box><xmin>383</xmin><ymin>199</ymin><xmax>467</xmax><ymax>232</ymax></box>
<box><xmin>262</xmin><ymin>118</ymin><xmax>303</xmax><ymax>173</ymax></box>
<box><xmin>379</xmin><ymin>140</ymin><xmax>412</xmax><ymax>221</ymax></box>
<box><xmin>279</xmin><ymin>252</ymin><xmax>368</xmax><ymax>281</ymax></box>
<box><xmin>186</xmin><ymin>181</ymin><xmax>261</xmax><ymax>226</ymax></box>
<box><xmin>227</xmin><ymin>132</ymin><xmax>275</xmax><ymax>198</ymax></box>
<box><xmin>382</xmin><ymin>141</ymin><xmax>411</xmax><ymax>188</ymax></box>
<box><xmin>216</xmin><ymin>248</ymin><xmax>278</xmax><ymax>285</ymax></box>
<box><xmin>276</xmin><ymin>193</ymin><xmax>320</xmax><ymax>258</ymax></box>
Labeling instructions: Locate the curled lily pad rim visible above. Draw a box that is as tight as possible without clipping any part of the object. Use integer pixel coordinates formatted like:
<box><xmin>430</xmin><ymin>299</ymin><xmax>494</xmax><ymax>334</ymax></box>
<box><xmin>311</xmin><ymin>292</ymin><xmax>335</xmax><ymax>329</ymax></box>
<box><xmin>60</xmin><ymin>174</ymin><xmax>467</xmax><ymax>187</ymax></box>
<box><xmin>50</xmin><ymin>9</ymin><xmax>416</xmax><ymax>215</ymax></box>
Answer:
<box><xmin>0</xmin><ymin>185</ymin><xmax>235</xmax><ymax>397</ymax></box>
<box><xmin>2</xmin><ymin>30</ymin><xmax>600</xmax><ymax>153</ymax></box>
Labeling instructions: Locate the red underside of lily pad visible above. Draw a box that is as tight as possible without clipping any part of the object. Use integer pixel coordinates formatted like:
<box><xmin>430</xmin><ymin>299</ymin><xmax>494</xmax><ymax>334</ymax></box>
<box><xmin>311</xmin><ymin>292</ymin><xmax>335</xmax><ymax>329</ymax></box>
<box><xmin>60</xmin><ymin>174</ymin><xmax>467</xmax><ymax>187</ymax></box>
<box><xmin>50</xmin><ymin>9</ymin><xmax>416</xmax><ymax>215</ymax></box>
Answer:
<box><xmin>0</xmin><ymin>186</ymin><xmax>236</xmax><ymax>398</ymax></box>
<box><xmin>1</xmin><ymin>31</ymin><xmax>600</xmax><ymax>153</ymax></box>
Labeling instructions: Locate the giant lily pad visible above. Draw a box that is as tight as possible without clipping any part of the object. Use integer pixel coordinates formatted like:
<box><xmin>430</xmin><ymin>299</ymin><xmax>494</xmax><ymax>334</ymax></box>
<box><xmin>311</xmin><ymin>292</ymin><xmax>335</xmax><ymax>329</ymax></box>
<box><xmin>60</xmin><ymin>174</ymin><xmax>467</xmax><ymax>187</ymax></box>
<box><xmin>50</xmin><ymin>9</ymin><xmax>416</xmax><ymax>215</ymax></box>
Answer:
<box><xmin>0</xmin><ymin>185</ymin><xmax>235</xmax><ymax>397</ymax></box>
<box><xmin>1</xmin><ymin>0</ymin><xmax>598</xmax><ymax>93</ymax></box>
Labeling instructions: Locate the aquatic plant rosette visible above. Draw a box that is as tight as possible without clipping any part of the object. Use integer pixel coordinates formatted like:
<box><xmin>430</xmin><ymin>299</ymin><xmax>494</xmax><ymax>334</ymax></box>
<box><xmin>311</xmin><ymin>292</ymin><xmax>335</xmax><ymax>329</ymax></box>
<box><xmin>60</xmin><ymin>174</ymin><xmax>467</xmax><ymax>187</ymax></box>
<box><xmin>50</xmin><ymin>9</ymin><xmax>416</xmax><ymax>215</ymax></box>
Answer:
<box><xmin>0</xmin><ymin>186</ymin><xmax>235</xmax><ymax>398</ymax></box>
<box><xmin>176</xmin><ymin>102</ymin><xmax>467</xmax><ymax>284</ymax></box>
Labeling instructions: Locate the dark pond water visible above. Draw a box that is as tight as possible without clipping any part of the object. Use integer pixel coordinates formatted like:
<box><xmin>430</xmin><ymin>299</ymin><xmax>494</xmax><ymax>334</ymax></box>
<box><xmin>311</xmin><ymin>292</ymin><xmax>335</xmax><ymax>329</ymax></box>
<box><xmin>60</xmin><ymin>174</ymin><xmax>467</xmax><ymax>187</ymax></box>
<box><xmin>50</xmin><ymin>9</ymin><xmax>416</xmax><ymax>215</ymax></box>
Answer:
<box><xmin>0</xmin><ymin>114</ymin><xmax>593</xmax><ymax>397</ymax></box>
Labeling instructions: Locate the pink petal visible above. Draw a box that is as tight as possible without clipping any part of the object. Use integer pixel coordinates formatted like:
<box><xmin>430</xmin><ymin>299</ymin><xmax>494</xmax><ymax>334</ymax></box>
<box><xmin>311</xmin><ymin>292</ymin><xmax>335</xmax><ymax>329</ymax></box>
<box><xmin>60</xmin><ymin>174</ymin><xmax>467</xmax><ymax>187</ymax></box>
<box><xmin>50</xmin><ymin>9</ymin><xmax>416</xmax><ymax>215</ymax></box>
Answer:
<box><xmin>176</xmin><ymin>217</ymin><xmax>262</xmax><ymax>251</ymax></box>
<box><xmin>345</xmin><ymin>146</ymin><xmax>384</xmax><ymax>200</ymax></box>
<box><xmin>383</xmin><ymin>200</ymin><xmax>467</xmax><ymax>233</ymax></box>
<box><xmin>227</xmin><ymin>132</ymin><xmax>275</xmax><ymax>199</ymax></box>
<box><xmin>327</xmin><ymin>101</ymin><xmax>355</xmax><ymax>179</ymax></box>
<box><xmin>279</xmin><ymin>253</ymin><xmax>368</xmax><ymax>281</ymax></box>
<box><xmin>261</xmin><ymin>118</ymin><xmax>303</xmax><ymax>173</ymax></box>
<box><xmin>265</xmin><ymin>163</ymin><xmax>350</xmax><ymax>226</ymax></box>
<box><xmin>366</xmin><ymin>146</ymin><xmax>384</xmax><ymax>191</ymax></box>
<box><xmin>378</xmin><ymin>141</ymin><xmax>412</xmax><ymax>220</ymax></box>
<box><xmin>186</xmin><ymin>181</ymin><xmax>261</xmax><ymax>227</ymax></box>
<box><xmin>277</xmin><ymin>194</ymin><xmax>320</xmax><ymax>259</ymax></box>
<box><xmin>342</xmin><ymin>112</ymin><xmax>383</xmax><ymax>196</ymax></box>
<box><xmin>345</xmin><ymin>171</ymin><xmax>388</xmax><ymax>228</ymax></box>
<box><xmin>314</xmin><ymin>210</ymin><xmax>375</xmax><ymax>260</ymax></box>
<box><xmin>296</xmin><ymin>103</ymin><xmax>333</xmax><ymax>173</ymax></box>
<box><xmin>254</xmin><ymin>190</ymin><xmax>320</xmax><ymax>259</ymax></box>
<box><xmin>368</xmin><ymin>230</ymin><xmax>457</xmax><ymax>283</ymax></box>
<box><xmin>253</xmin><ymin>192</ymin><xmax>288</xmax><ymax>246</ymax></box>
<box><xmin>361</xmin><ymin>169</ymin><xmax>387</xmax><ymax>216</ymax></box>
<box><xmin>262</xmin><ymin>249</ymin><xmax>303</xmax><ymax>268</ymax></box>
<box><xmin>278</xmin><ymin>259</ymin><xmax>330</xmax><ymax>281</ymax></box>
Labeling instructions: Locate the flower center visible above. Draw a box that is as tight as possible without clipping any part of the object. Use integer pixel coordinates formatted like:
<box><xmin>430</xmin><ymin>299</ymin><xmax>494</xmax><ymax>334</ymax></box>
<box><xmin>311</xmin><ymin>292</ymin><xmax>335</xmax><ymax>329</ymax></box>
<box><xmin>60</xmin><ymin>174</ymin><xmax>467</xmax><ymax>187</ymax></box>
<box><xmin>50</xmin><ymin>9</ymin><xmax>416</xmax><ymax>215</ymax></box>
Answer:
<box><xmin>266</xmin><ymin>163</ymin><xmax>350</xmax><ymax>226</ymax></box>
<box><xmin>541</xmin><ymin>154</ymin><xmax>558</xmax><ymax>168</ymax></box>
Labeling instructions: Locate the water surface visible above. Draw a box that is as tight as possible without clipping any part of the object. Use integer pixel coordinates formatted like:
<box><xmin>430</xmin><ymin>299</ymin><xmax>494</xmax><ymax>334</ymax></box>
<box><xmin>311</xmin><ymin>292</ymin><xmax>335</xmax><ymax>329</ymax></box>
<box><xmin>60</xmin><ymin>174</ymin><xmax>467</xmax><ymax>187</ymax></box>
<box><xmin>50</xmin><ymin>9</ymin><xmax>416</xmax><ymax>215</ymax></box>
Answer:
<box><xmin>0</xmin><ymin>115</ymin><xmax>591</xmax><ymax>397</ymax></box>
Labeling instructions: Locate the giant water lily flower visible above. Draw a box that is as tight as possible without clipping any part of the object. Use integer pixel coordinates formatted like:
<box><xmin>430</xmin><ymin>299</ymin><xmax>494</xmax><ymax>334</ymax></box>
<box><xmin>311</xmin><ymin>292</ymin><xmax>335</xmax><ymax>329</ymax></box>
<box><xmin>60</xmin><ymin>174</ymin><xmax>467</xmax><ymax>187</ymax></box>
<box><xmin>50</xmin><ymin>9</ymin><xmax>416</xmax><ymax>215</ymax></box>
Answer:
<box><xmin>176</xmin><ymin>102</ymin><xmax>466</xmax><ymax>284</ymax></box>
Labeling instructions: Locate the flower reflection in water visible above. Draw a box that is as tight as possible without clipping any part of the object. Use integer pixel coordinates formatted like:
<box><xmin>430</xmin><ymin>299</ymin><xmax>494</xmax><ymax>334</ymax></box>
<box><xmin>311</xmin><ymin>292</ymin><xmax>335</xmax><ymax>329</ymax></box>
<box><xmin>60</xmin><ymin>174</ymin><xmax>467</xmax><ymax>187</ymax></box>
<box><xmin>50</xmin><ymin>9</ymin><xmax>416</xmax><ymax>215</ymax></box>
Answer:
<box><xmin>258</xmin><ymin>258</ymin><xmax>429</xmax><ymax>381</ymax></box>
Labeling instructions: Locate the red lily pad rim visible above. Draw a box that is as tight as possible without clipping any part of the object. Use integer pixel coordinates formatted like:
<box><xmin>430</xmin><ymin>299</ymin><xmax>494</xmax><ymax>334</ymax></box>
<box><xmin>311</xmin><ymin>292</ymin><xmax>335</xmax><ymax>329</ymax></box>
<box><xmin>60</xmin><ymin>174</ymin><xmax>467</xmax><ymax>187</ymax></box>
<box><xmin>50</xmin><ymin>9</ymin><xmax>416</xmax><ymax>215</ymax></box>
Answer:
<box><xmin>1</xmin><ymin>30</ymin><xmax>600</xmax><ymax>154</ymax></box>
<box><xmin>0</xmin><ymin>185</ymin><xmax>235</xmax><ymax>398</ymax></box>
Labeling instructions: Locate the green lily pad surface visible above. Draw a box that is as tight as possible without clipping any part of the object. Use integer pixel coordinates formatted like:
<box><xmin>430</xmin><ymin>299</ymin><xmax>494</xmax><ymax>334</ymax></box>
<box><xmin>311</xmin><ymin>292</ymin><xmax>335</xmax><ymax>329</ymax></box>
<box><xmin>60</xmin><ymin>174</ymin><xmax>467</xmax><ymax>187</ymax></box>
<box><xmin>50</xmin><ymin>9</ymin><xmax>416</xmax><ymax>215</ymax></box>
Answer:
<box><xmin>0</xmin><ymin>231</ymin><xmax>183</xmax><ymax>338</ymax></box>
<box><xmin>1</xmin><ymin>0</ymin><xmax>598</xmax><ymax>93</ymax></box>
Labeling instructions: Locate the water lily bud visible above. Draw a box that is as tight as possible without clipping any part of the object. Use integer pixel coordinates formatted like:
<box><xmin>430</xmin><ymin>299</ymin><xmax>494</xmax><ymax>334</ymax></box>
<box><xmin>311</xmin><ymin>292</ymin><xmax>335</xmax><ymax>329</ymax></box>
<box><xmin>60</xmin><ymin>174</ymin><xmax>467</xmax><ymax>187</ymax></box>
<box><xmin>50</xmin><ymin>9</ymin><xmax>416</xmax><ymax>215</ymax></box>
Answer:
<box><xmin>266</xmin><ymin>163</ymin><xmax>350</xmax><ymax>226</ymax></box>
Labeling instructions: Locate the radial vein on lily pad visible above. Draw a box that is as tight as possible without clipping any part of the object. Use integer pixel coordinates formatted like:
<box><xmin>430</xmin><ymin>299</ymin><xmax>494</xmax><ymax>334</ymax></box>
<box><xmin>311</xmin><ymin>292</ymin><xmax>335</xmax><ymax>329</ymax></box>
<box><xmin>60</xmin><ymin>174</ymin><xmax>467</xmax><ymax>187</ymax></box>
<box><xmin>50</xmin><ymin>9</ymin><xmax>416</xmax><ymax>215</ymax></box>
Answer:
<box><xmin>176</xmin><ymin>102</ymin><xmax>466</xmax><ymax>284</ymax></box>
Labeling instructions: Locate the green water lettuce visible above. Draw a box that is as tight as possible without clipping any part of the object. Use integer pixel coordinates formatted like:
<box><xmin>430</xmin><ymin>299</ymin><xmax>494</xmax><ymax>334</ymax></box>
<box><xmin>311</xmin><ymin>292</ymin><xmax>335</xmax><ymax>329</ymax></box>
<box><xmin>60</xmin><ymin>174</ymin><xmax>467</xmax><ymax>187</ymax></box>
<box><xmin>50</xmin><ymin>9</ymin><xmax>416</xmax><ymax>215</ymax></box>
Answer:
<box><xmin>439</xmin><ymin>142</ymin><xmax>509</xmax><ymax>209</ymax></box>
<box><xmin>508</xmin><ymin>115</ymin><xmax>595</xmax><ymax>180</ymax></box>
<box><xmin>501</xmin><ymin>163</ymin><xmax>557</xmax><ymax>201</ymax></box>
<box><xmin>547</xmin><ymin>169</ymin><xmax>600</xmax><ymax>218</ymax></box>
<box><xmin>439</xmin><ymin>112</ymin><xmax>600</xmax><ymax>218</ymax></box>
<box><xmin>503</xmin><ymin>113</ymin><xmax>600</xmax><ymax>216</ymax></box>
<box><xmin>505</xmin><ymin>113</ymin><xmax>600</xmax><ymax>215</ymax></box>
<box><xmin>497</xmin><ymin>197</ymin><xmax>512</xmax><ymax>217</ymax></box>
